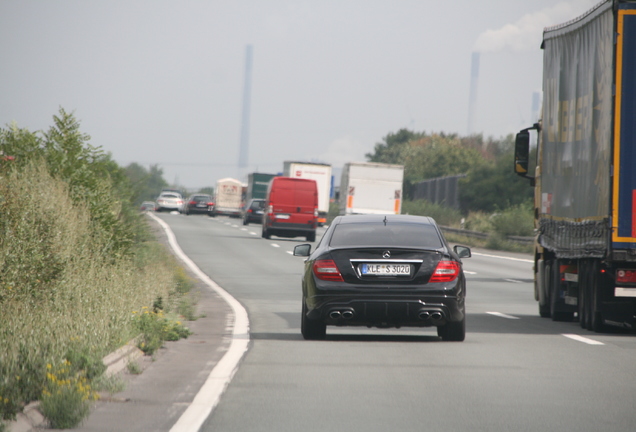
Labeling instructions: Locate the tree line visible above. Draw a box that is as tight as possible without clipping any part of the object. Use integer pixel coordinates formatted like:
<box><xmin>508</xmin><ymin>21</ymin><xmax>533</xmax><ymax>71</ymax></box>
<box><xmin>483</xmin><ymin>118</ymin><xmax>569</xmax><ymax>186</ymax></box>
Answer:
<box><xmin>365</xmin><ymin>128</ymin><xmax>533</xmax><ymax>213</ymax></box>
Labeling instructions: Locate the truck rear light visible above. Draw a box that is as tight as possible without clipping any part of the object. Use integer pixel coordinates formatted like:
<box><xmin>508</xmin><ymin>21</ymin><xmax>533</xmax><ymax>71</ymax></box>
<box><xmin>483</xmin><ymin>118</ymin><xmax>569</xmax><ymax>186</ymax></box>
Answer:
<box><xmin>314</xmin><ymin>208</ymin><xmax>318</xmax><ymax>217</ymax></box>
<box><xmin>313</xmin><ymin>259</ymin><xmax>344</xmax><ymax>282</ymax></box>
<box><xmin>429</xmin><ymin>260</ymin><xmax>460</xmax><ymax>283</ymax></box>
<box><xmin>617</xmin><ymin>269</ymin><xmax>636</xmax><ymax>284</ymax></box>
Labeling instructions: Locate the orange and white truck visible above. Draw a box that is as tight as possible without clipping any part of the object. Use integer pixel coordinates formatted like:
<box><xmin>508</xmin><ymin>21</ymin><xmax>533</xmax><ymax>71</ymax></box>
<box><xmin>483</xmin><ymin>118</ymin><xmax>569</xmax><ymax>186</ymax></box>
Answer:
<box><xmin>339</xmin><ymin>162</ymin><xmax>404</xmax><ymax>216</ymax></box>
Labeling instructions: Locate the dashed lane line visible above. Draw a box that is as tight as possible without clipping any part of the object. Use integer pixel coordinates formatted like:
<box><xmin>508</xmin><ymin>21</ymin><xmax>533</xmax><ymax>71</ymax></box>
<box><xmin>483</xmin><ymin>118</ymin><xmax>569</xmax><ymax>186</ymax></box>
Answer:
<box><xmin>472</xmin><ymin>252</ymin><xmax>533</xmax><ymax>263</ymax></box>
<box><xmin>562</xmin><ymin>334</ymin><xmax>604</xmax><ymax>345</ymax></box>
<box><xmin>486</xmin><ymin>311</ymin><xmax>520</xmax><ymax>320</ymax></box>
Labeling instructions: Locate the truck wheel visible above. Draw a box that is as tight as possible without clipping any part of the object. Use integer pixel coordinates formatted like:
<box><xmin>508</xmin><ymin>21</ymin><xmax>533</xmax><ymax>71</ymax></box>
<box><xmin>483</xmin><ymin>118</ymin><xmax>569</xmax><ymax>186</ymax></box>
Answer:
<box><xmin>539</xmin><ymin>261</ymin><xmax>553</xmax><ymax>318</ymax></box>
<box><xmin>306</xmin><ymin>232</ymin><xmax>316</xmax><ymax>242</ymax></box>
<box><xmin>589</xmin><ymin>259</ymin><xmax>606</xmax><ymax>333</ymax></box>
<box><xmin>578</xmin><ymin>260</ymin><xmax>588</xmax><ymax>329</ymax></box>
<box><xmin>301</xmin><ymin>300</ymin><xmax>326</xmax><ymax>340</ymax></box>
<box><xmin>550</xmin><ymin>259</ymin><xmax>574</xmax><ymax>322</ymax></box>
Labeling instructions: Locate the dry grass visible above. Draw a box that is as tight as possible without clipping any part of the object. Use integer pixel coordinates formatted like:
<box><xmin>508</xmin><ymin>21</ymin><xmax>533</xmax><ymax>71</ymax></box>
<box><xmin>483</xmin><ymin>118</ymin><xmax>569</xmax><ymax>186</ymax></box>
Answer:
<box><xmin>0</xmin><ymin>161</ymin><xmax>178</xmax><ymax>420</ymax></box>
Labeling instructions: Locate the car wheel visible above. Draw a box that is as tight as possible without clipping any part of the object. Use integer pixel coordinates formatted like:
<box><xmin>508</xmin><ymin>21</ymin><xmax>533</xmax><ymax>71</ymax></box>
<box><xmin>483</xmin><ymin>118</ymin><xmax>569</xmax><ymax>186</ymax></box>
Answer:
<box><xmin>243</xmin><ymin>218</ymin><xmax>248</xmax><ymax>226</ymax></box>
<box><xmin>301</xmin><ymin>300</ymin><xmax>326</xmax><ymax>340</ymax></box>
<box><xmin>306</xmin><ymin>231</ymin><xmax>316</xmax><ymax>242</ymax></box>
<box><xmin>262</xmin><ymin>226</ymin><xmax>271</xmax><ymax>239</ymax></box>
<box><xmin>437</xmin><ymin>317</ymin><xmax>465</xmax><ymax>341</ymax></box>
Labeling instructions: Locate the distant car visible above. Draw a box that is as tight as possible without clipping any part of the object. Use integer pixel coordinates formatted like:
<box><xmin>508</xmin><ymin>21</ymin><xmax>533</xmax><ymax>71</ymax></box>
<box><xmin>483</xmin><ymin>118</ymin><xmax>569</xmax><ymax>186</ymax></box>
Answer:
<box><xmin>140</xmin><ymin>201</ymin><xmax>156</xmax><ymax>212</ymax></box>
<box><xmin>261</xmin><ymin>177</ymin><xmax>318</xmax><ymax>242</ymax></box>
<box><xmin>242</xmin><ymin>199</ymin><xmax>266</xmax><ymax>225</ymax></box>
<box><xmin>293</xmin><ymin>214</ymin><xmax>471</xmax><ymax>341</ymax></box>
<box><xmin>155</xmin><ymin>192</ymin><xmax>184</xmax><ymax>213</ymax></box>
<box><xmin>183</xmin><ymin>194</ymin><xmax>213</xmax><ymax>215</ymax></box>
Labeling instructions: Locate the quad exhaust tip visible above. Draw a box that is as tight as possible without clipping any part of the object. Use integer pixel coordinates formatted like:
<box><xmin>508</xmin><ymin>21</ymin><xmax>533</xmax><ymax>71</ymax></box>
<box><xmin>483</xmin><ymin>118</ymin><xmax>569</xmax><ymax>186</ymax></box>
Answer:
<box><xmin>418</xmin><ymin>310</ymin><xmax>444</xmax><ymax>321</ymax></box>
<box><xmin>329</xmin><ymin>309</ymin><xmax>355</xmax><ymax>320</ymax></box>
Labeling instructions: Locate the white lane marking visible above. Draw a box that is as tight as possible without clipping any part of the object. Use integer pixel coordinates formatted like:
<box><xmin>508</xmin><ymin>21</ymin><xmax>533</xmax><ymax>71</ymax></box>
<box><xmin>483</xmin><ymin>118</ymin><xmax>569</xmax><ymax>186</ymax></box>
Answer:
<box><xmin>472</xmin><ymin>252</ymin><xmax>533</xmax><ymax>263</ymax></box>
<box><xmin>148</xmin><ymin>213</ymin><xmax>250</xmax><ymax>432</ymax></box>
<box><xmin>286</xmin><ymin>251</ymin><xmax>293</xmax><ymax>255</ymax></box>
<box><xmin>240</xmin><ymin>228</ymin><xmax>247</xmax><ymax>231</ymax></box>
<box><xmin>562</xmin><ymin>334</ymin><xmax>604</xmax><ymax>345</ymax></box>
<box><xmin>504</xmin><ymin>278</ymin><xmax>524</xmax><ymax>283</ymax></box>
<box><xmin>231</xmin><ymin>225</ymin><xmax>238</xmax><ymax>228</ymax></box>
<box><xmin>487</xmin><ymin>311</ymin><xmax>520</xmax><ymax>320</ymax></box>
<box><xmin>270</xmin><ymin>243</ymin><xmax>280</xmax><ymax>248</ymax></box>
<box><xmin>249</xmin><ymin>232</ymin><xmax>257</xmax><ymax>235</ymax></box>
<box><xmin>464</xmin><ymin>270</ymin><xmax>477</xmax><ymax>275</ymax></box>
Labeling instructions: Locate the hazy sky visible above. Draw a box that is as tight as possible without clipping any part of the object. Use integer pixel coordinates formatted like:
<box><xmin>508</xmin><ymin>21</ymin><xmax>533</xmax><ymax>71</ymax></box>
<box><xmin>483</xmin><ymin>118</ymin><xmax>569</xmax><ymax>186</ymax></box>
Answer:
<box><xmin>1</xmin><ymin>0</ymin><xmax>598</xmax><ymax>189</ymax></box>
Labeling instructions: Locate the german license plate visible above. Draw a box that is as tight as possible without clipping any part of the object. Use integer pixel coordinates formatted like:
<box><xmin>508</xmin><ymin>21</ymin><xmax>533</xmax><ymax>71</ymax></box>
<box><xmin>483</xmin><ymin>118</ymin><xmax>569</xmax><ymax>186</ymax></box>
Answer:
<box><xmin>361</xmin><ymin>264</ymin><xmax>411</xmax><ymax>276</ymax></box>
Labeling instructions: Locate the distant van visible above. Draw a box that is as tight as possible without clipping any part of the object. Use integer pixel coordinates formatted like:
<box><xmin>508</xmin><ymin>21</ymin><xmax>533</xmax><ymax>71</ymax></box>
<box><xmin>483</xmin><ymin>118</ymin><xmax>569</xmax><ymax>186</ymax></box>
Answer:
<box><xmin>262</xmin><ymin>177</ymin><xmax>318</xmax><ymax>242</ymax></box>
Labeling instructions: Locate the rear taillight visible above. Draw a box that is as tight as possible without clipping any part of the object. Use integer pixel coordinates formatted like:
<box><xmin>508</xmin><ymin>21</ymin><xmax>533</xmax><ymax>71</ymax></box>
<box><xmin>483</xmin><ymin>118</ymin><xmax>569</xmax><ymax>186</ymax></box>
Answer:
<box><xmin>247</xmin><ymin>209</ymin><xmax>253</xmax><ymax>214</ymax></box>
<box><xmin>314</xmin><ymin>208</ymin><xmax>318</xmax><ymax>217</ymax></box>
<box><xmin>268</xmin><ymin>204</ymin><xmax>273</xmax><ymax>214</ymax></box>
<box><xmin>617</xmin><ymin>269</ymin><xmax>636</xmax><ymax>283</ymax></box>
<box><xmin>429</xmin><ymin>260</ymin><xmax>460</xmax><ymax>283</ymax></box>
<box><xmin>313</xmin><ymin>259</ymin><xmax>344</xmax><ymax>282</ymax></box>
<box><xmin>189</xmin><ymin>201</ymin><xmax>196</xmax><ymax>205</ymax></box>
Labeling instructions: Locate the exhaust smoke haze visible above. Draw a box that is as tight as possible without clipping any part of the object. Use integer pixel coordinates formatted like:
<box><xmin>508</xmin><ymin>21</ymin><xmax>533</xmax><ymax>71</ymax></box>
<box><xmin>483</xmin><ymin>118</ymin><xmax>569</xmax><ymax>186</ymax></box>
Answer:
<box><xmin>474</xmin><ymin>0</ymin><xmax>598</xmax><ymax>53</ymax></box>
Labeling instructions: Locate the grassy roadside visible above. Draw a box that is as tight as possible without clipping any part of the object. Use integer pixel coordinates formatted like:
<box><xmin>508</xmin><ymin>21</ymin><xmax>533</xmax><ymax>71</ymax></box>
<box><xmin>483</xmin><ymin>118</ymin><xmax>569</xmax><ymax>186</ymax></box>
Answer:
<box><xmin>0</xmin><ymin>161</ymin><xmax>197</xmax><ymax>428</ymax></box>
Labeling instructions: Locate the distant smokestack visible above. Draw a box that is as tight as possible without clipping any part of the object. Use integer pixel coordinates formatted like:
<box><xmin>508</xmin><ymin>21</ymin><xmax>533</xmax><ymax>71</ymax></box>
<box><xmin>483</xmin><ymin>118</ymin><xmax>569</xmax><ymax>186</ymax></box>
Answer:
<box><xmin>238</xmin><ymin>45</ymin><xmax>253</xmax><ymax>178</ymax></box>
<box><xmin>467</xmin><ymin>52</ymin><xmax>480</xmax><ymax>135</ymax></box>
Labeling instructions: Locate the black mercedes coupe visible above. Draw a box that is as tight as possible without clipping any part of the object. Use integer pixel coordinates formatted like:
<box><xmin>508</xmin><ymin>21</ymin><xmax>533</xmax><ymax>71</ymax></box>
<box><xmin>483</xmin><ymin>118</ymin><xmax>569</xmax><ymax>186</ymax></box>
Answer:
<box><xmin>293</xmin><ymin>214</ymin><xmax>471</xmax><ymax>341</ymax></box>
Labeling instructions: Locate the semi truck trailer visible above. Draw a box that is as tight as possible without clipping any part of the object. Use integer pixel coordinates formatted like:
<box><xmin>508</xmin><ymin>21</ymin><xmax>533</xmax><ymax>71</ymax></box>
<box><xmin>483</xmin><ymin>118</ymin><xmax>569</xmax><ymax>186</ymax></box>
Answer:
<box><xmin>514</xmin><ymin>0</ymin><xmax>636</xmax><ymax>332</ymax></box>
<box><xmin>339</xmin><ymin>162</ymin><xmax>404</xmax><ymax>216</ymax></box>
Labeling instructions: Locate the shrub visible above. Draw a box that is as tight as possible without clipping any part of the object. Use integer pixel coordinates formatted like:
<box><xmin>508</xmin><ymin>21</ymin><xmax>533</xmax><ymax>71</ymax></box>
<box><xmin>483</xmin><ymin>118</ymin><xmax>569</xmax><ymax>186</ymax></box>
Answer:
<box><xmin>490</xmin><ymin>202</ymin><xmax>534</xmax><ymax>237</ymax></box>
<box><xmin>401</xmin><ymin>199</ymin><xmax>462</xmax><ymax>227</ymax></box>
<box><xmin>40</xmin><ymin>361</ymin><xmax>98</xmax><ymax>429</ymax></box>
<box><xmin>133</xmin><ymin>307</ymin><xmax>192</xmax><ymax>355</ymax></box>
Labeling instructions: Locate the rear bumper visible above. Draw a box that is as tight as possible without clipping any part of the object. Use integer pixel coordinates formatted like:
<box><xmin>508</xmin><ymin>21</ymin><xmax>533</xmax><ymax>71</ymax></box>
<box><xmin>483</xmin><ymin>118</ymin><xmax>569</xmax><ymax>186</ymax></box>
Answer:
<box><xmin>306</xmin><ymin>294</ymin><xmax>465</xmax><ymax>328</ymax></box>
<box><xmin>268</xmin><ymin>221</ymin><xmax>315</xmax><ymax>237</ymax></box>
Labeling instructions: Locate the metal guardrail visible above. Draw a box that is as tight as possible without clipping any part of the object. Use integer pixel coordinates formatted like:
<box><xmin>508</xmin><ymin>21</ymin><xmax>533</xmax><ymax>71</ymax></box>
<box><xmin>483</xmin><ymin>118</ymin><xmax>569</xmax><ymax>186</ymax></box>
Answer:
<box><xmin>439</xmin><ymin>226</ymin><xmax>534</xmax><ymax>245</ymax></box>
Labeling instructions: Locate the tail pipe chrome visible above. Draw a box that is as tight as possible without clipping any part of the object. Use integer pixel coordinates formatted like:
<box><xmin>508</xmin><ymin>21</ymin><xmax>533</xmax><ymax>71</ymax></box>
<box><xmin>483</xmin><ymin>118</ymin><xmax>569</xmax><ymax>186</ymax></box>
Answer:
<box><xmin>328</xmin><ymin>308</ymin><xmax>355</xmax><ymax>320</ymax></box>
<box><xmin>418</xmin><ymin>310</ymin><xmax>444</xmax><ymax>321</ymax></box>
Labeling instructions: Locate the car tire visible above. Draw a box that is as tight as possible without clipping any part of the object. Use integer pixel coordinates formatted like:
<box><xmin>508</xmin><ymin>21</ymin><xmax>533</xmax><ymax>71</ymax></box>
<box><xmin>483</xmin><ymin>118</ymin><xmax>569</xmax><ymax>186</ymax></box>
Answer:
<box><xmin>437</xmin><ymin>317</ymin><xmax>465</xmax><ymax>342</ymax></box>
<box><xmin>301</xmin><ymin>300</ymin><xmax>326</xmax><ymax>340</ymax></box>
<box><xmin>243</xmin><ymin>218</ymin><xmax>248</xmax><ymax>226</ymax></box>
<box><xmin>306</xmin><ymin>231</ymin><xmax>316</xmax><ymax>242</ymax></box>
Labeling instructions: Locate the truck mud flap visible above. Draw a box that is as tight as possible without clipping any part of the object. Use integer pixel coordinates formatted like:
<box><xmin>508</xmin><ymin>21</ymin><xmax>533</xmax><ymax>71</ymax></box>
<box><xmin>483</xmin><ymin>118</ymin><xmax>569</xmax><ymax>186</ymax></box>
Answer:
<box><xmin>600</xmin><ymin>300</ymin><xmax>636</xmax><ymax>330</ymax></box>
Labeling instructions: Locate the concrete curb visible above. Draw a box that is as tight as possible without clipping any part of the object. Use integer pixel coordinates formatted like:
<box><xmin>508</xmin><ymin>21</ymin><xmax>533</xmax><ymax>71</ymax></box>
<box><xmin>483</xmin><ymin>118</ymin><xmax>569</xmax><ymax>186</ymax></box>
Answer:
<box><xmin>7</xmin><ymin>338</ymin><xmax>144</xmax><ymax>432</ymax></box>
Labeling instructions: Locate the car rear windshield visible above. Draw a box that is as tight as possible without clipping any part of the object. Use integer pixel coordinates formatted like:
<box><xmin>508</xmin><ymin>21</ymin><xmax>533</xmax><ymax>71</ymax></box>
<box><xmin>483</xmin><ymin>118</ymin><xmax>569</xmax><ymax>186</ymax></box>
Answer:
<box><xmin>329</xmin><ymin>223</ymin><xmax>443</xmax><ymax>248</ymax></box>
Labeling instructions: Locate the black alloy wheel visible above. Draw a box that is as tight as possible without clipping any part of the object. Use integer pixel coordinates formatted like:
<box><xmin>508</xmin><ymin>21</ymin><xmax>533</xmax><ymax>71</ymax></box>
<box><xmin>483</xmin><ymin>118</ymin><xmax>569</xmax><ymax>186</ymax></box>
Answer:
<box><xmin>301</xmin><ymin>300</ymin><xmax>326</xmax><ymax>340</ymax></box>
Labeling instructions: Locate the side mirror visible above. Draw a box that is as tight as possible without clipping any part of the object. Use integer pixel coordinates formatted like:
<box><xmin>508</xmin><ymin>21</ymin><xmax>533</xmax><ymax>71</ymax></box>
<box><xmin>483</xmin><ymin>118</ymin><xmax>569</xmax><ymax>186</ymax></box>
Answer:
<box><xmin>453</xmin><ymin>245</ymin><xmax>471</xmax><ymax>258</ymax></box>
<box><xmin>514</xmin><ymin>123</ymin><xmax>539</xmax><ymax>186</ymax></box>
<box><xmin>514</xmin><ymin>131</ymin><xmax>530</xmax><ymax>175</ymax></box>
<box><xmin>293</xmin><ymin>244</ymin><xmax>311</xmax><ymax>257</ymax></box>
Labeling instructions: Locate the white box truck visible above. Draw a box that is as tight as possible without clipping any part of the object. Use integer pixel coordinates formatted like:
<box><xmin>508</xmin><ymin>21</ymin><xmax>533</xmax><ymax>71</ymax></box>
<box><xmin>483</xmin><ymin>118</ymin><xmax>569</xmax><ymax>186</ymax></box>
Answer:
<box><xmin>211</xmin><ymin>178</ymin><xmax>243</xmax><ymax>218</ymax></box>
<box><xmin>339</xmin><ymin>162</ymin><xmax>404</xmax><ymax>215</ymax></box>
<box><xmin>283</xmin><ymin>161</ymin><xmax>332</xmax><ymax>226</ymax></box>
